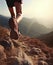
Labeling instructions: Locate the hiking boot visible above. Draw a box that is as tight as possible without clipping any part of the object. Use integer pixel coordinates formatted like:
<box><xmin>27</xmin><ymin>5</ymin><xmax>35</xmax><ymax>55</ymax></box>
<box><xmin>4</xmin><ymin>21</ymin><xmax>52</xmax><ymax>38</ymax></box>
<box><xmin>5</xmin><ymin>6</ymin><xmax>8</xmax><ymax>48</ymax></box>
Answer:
<box><xmin>9</xmin><ymin>18</ymin><xmax>19</xmax><ymax>39</ymax></box>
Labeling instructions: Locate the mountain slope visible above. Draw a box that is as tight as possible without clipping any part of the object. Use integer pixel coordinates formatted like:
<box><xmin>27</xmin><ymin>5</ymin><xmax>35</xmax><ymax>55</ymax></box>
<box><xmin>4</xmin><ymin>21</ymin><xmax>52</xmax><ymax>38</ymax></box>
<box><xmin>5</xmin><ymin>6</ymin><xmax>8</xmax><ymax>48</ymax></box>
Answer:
<box><xmin>0</xmin><ymin>26</ymin><xmax>53</xmax><ymax>65</ymax></box>
<box><xmin>38</xmin><ymin>32</ymin><xmax>53</xmax><ymax>47</ymax></box>
<box><xmin>0</xmin><ymin>15</ymin><xmax>9</xmax><ymax>28</ymax></box>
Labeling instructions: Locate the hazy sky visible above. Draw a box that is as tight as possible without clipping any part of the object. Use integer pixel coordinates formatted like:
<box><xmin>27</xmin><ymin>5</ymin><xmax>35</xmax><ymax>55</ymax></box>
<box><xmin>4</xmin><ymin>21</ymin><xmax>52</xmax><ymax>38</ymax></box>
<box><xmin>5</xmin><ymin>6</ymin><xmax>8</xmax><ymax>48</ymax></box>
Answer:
<box><xmin>0</xmin><ymin>0</ymin><xmax>53</xmax><ymax>28</ymax></box>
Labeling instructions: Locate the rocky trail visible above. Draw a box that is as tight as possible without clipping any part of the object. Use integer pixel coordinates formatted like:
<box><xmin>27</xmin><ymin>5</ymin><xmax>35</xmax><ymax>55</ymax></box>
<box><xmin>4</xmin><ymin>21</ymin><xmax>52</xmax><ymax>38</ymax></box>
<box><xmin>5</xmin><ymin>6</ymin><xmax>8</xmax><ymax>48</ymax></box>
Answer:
<box><xmin>0</xmin><ymin>26</ymin><xmax>53</xmax><ymax>65</ymax></box>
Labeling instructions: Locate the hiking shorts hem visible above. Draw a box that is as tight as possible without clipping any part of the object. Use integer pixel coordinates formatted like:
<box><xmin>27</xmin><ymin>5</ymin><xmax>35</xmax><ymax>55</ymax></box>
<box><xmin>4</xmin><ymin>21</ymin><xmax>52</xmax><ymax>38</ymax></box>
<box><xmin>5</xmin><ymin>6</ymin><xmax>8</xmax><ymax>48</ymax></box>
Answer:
<box><xmin>6</xmin><ymin>0</ymin><xmax>22</xmax><ymax>7</ymax></box>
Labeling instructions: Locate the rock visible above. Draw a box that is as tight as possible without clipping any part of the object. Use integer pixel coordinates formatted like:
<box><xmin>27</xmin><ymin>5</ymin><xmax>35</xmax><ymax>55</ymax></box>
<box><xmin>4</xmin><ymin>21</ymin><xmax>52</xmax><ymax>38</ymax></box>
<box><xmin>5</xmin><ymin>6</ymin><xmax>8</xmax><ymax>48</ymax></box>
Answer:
<box><xmin>10</xmin><ymin>48</ymin><xmax>33</xmax><ymax>65</ymax></box>
<box><xmin>0</xmin><ymin>45</ymin><xmax>4</xmax><ymax>51</ymax></box>
<box><xmin>6</xmin><ymin>52</ymin><xmax>33</xmax><ymax>65</ymax></box>
<box><xmin>30</xmin><ymin>47</ymin><xmax>42</xmax><ymax>55</ymax></box>
<box><xmin>7</xmin><ymin>56</ymin><xmax>22</xmax><ymax>65</ymax></box>
<box><xmin>0</xmin><ymin>40</ymin><xmax>11</xmax><ymax>50</ymax></box>
<box><xmin>0</xmin><ymin>45</ymin><xmax>7</xmax><ymax>65</ymax></box>
<box><xmin>0</xmin><ymin>61</ymin><xmax>7</xmax><ymax>65</ymax></box>
<box><xmin>23</xmin><ymin>52</ymin><xmax>33</xmax><ymax>65</ymax></box>
<box><xmin>0</xmin><ymin>45</ymin><xmax>6</xmax><ymax>60</ymax></box>
<box><xmin>38</xmin><ymin>60</ymin><xmax>48</xmax><ymax>65</ymax></box>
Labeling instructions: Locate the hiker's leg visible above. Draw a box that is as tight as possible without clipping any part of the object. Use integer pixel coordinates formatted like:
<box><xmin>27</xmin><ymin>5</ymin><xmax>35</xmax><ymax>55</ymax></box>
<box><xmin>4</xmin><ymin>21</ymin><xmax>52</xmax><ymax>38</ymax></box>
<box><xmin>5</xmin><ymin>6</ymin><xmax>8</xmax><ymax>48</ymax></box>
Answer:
<box><xmin>8</xmin><ymin>7</ymin><xmax>15</xmax><ymax>18</ymax></box>
<box><xmin>14</xmin><ymin>2</ymin><xmax>22</xmax><ymax>23</ymax></box>
<box><xmin>6</xmin><ymin>0</ymin><xmax>15</xmax><ymax>18</ymax></box>
<box><xmin>8</xmin><ymin>7</ymin><xmax>19</xmax><ymax>39</ymax></box>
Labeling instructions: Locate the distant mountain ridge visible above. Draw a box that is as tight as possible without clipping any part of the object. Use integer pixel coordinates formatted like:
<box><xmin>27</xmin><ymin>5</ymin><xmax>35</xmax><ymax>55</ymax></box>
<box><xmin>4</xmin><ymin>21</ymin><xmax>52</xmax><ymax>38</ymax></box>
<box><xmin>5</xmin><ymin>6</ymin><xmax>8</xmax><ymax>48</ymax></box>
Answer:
<box><xmin>0</xmin><ymin>15</ymin><xmax>51</xmax><ymax>37</ymax></box>
<box><xmin>19</xmin><ymin>17</ymin><xmax>51</xmax><ymax>37</ymax></box>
